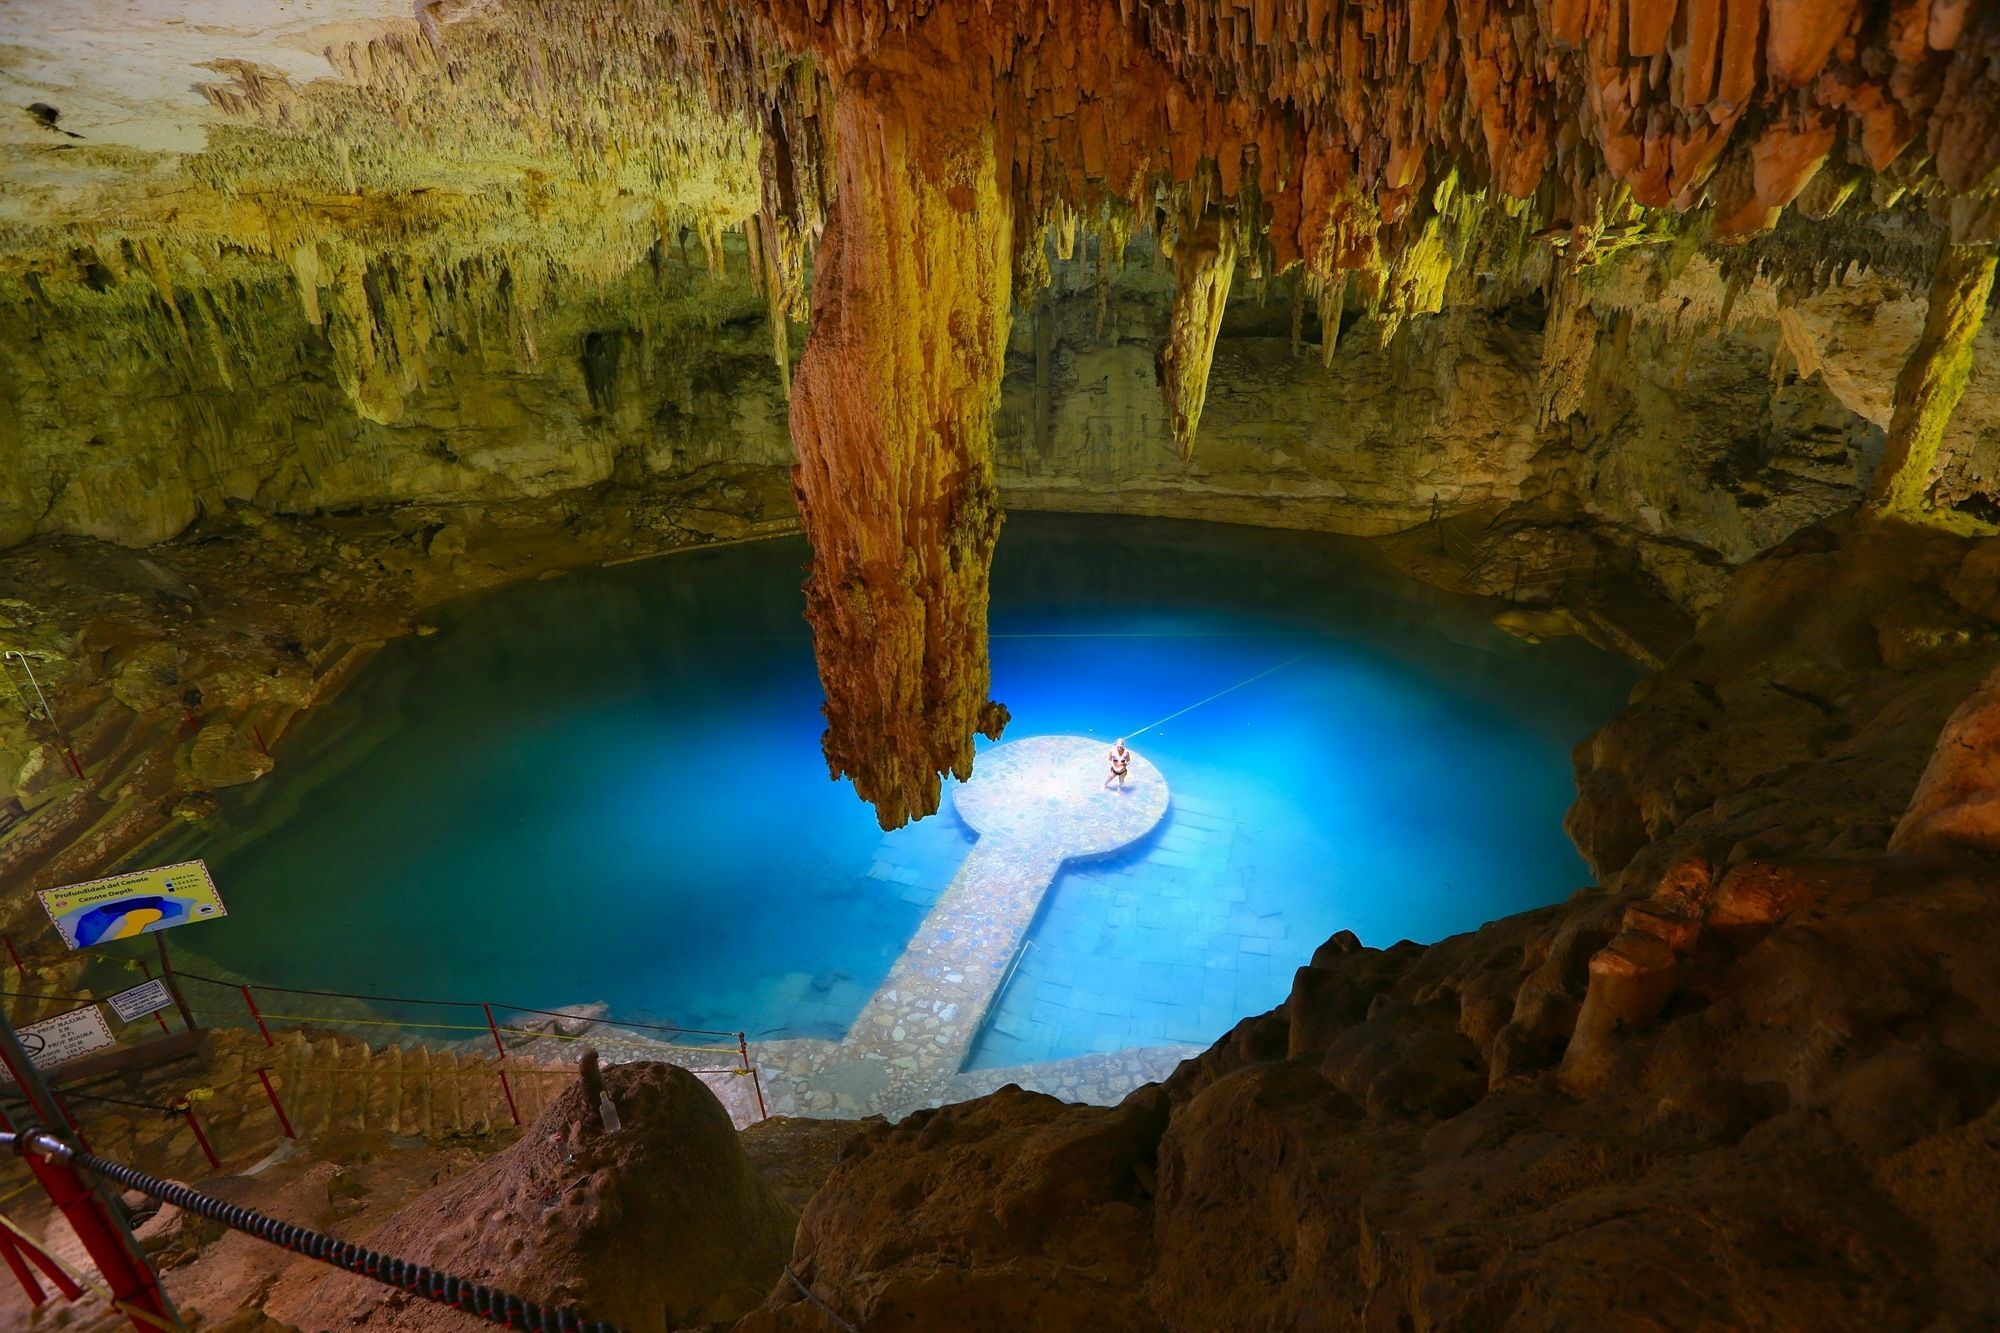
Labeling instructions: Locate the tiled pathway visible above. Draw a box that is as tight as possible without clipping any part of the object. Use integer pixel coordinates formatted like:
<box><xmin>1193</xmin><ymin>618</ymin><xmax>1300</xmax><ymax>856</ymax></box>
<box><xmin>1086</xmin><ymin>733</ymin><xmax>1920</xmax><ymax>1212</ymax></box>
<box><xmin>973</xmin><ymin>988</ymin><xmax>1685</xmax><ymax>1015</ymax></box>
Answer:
<box><xmin>969</xmin><ymin>789</ymin><xmax>1299</xmax><ymax>1066</ymax></box>
<box><xmin>834</xmin><ymin>736</ymin><xmax>1168</xmax><ymax>1113</ymax></box>
<box><xmin>571</xmin><ymin>737</ymin><xmax>1228</xmax><ymax>1122</ymax></box>
<box><xmin>627</xmin><ymin>736</ymin><xmax>1200</xmax><ymax>1122</ymax></box>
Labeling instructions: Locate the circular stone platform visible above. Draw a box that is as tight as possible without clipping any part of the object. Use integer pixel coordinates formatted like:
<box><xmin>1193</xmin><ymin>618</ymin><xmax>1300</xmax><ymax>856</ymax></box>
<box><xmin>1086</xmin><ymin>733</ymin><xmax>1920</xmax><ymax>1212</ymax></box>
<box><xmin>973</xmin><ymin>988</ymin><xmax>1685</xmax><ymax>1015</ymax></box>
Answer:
<box><xmin>953</xmin><ymin>734</ymin><xmax>1169</xmax><ymax>863</ymax></box>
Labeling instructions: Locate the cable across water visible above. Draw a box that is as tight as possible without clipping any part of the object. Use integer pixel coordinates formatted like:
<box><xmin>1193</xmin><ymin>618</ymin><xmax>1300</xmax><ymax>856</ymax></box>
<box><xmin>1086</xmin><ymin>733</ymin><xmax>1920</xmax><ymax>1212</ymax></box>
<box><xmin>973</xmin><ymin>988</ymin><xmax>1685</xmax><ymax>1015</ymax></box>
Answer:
<box><xmin>1125</xmin><ymin>651</ymin><xmax>1313</xmax><ymax>739</ymax></box>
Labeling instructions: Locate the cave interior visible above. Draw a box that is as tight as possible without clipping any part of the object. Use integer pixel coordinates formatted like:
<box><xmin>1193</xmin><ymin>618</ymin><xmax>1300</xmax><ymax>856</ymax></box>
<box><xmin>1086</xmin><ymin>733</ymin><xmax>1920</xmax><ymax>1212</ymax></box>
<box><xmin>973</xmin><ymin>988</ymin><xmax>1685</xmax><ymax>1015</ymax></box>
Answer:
<box><xmin>1</xmin><ymin>0</ymin><xmax>1999</xmax><ymax>1328</ymax></box>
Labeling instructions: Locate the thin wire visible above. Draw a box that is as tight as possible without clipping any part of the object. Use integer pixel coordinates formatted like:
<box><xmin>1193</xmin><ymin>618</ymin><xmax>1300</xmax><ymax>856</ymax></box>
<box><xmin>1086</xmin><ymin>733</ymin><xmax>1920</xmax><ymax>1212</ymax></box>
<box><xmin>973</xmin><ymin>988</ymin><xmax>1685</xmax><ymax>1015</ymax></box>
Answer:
<box><xmin>783</xmin><ymin>1265</ymin><xmax>861</xmax><ymax>1333</ymax></box>
<box><xmin>1126</xmin><ymin>652</ymin><xmax>1312</xmax><ymax>739</ymax></box>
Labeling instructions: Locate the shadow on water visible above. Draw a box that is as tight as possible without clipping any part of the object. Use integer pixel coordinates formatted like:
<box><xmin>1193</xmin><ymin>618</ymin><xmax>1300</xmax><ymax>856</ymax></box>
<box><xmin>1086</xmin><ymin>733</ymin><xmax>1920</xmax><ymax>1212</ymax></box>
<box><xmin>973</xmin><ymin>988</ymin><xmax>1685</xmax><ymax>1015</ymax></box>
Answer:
<box><xmin>129</xmin><ymin>514</ymin><xmax>1640</xmax><ymax>1060</ymax></box>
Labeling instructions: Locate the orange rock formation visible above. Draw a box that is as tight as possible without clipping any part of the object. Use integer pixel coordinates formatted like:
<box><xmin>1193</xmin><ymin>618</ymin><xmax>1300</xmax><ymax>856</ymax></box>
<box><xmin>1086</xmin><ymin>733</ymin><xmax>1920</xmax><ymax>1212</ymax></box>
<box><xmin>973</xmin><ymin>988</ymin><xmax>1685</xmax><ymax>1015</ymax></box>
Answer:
<box><xmin>724</xmin><ymin>0</ymin><xmax>1999</xmax><ymax>823</ymax></box>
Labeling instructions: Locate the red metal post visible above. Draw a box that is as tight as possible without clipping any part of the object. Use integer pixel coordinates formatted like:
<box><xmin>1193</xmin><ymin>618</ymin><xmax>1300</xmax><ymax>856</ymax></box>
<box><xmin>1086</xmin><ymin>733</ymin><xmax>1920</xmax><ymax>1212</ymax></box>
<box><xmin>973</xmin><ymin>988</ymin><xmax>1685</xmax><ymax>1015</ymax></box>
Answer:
<box><xmin>242</xmin><ymin>984</ymin><xmax>273</xmax><ymax>1045</ymax></box>
<box><xmin>495</xmin><ymin>1066</ymin><xmax>522</xmax><ymax>1127</ymax></box>
<box><xmin>254</xmin><ymin>1068</ymin><xmax>295</xmax><ymax>1139</ymax></box>
<box><xmin>0</xmin><ymin>1228</ymin><xmax>48</xmax><ymax>1306</ymax></box>
<box><xmin>179</xmin><ymin>1101</ymin><xmax>221</xmax><ymax>1172</ymax></box>
<box><xmin>138</xmin><ymin>962</ymin><xmax>170</xmax><ymax>1035</ymax></box>
<box><xmin>12</xmin><ymin>1222</ymin><xmax>86</xmax><ymax>1302</ymax></box>
<box><xmin>481</xmin><ymin>1003</ymin><xmax>507</xmax><ymax>1058</ymax></box>
<box><xmin>0</xmin><ymin>1043</ymin><xmax>174</xmax><ymax>1331</ymax></box>
<box><xmin>1</xmin><ymin>933</ymin><xmax>23</xmax><ymax>977</ymax></box>
<box><xmin>62</xmin><ymin>745</ymin><xmax>85</xmax><ymax>781</ymax></box>
<box><xmin>251</xmin><ymin>722</ymin><xmax>271</xmax><ymax>756</ymax></box>
<box><xmin>739</xmin><ymin>1034</ymin><xmax>768</xmax><ymax>1120</ymax></box>
<box><xmin>13</xmin><ymin>1222</ymin><xmax>87</xmax><ymax>1302</ymax></box>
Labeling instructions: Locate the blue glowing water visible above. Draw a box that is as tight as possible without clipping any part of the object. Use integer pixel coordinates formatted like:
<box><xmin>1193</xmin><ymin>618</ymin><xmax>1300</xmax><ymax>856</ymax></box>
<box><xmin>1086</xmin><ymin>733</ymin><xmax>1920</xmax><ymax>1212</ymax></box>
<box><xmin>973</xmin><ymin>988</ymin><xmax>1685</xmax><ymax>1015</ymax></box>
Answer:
<box><xmin>139</xmin><ymin>514</ymin><xmax>1637</xmax><ymax>1067</ymax></box>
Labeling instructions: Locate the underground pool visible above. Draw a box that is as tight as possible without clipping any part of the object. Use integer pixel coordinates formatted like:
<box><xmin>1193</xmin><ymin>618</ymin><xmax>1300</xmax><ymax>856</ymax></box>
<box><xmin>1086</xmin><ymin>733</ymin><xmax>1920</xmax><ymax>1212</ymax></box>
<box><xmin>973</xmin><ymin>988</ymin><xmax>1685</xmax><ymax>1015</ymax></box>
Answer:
<box><xmin>125</xmin><ymin>513</ymin><xmax>1640</xmax><ymax>1072</ymax></box>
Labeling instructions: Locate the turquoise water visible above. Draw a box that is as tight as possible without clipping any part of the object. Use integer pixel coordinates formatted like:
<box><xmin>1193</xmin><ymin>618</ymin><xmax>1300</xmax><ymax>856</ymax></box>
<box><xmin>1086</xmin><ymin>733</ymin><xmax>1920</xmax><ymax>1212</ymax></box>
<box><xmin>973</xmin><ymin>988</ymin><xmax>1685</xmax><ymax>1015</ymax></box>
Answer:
<box><xmin>138</xmin><ymin>514</ymin><xmax>1637</xmax><ymax>1066</ymax></box>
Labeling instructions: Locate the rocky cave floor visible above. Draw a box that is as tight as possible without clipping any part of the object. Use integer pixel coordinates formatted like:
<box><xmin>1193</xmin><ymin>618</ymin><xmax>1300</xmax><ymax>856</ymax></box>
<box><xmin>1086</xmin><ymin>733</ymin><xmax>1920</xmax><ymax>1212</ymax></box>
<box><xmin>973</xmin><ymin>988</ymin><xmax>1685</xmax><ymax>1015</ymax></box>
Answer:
<box><xmin>1</xmin><ymin>506</ymin><xmax>1998</xmax><ymax>1329</ymax></box>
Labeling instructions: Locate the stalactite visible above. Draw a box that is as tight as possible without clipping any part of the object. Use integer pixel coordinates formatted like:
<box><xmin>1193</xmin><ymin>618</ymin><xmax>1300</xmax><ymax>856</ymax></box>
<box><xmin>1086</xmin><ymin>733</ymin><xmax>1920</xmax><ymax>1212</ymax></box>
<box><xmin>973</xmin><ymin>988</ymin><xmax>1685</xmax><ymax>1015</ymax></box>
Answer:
<box><xmin>1865</xmin><ymin>241</ymin><xmax>2000</xmax><ymax>524</ymax></box>
<box><xmin>784</xmin><ymin>70</ymin><xmax>1014</xmax><ymax>830</ymax></box>
<box><xmin>1538</xmin><ymin>262</ymin><xmax>1599</xmax><ymax>428</ymax></box>
<box><xmin>1314</xmin><ymin>271</ymin><xmax>1348</xmax><ymax>366</ymax></box>
<box><xmin>1159</xmin><ymin>202</ymin><xmax>1240</xmax><ymax>460</ymax></box>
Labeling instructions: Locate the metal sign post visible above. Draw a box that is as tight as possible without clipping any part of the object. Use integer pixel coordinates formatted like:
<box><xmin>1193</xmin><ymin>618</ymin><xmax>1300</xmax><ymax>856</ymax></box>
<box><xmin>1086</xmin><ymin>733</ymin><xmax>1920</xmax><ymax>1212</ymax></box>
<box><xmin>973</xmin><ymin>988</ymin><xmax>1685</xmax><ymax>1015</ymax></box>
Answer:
<box><xmin>0</xmin><ymin>1006</ymin><xmax>177</xmax><ymax>1330</ymax></box>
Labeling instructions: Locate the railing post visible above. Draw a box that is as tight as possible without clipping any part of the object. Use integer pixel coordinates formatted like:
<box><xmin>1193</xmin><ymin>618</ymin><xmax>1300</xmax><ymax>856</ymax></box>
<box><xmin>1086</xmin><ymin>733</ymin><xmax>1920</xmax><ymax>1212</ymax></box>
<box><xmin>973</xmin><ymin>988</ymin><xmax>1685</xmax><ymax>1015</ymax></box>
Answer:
<box><xmin>495</xmin><ymin>1066</ymin><xmax>522</xmax><ymax>1127</ymax></box>
<box><xmin>254</xmin><ymin>1068</ymin><xmax>294</xmax><ymax>1139</ymax></box>
<box><xmin>0</xmin><ymin>1228</ymin><xmax>48</xmax><ymax>1306</ymax></box>
<box><xmin>154</xmin><ymin>936</ymin><xmax>198</xmax><ymax>1033</ymax></box>
<box><xmin>481</xmin><ymin>1003</ymin><xmax>508</xmax><ymax>1059</ymax></box>
<box><xmin>1</xmin><ymin>933</ymin><xmax>23</xmax><ymax>978</ymax></box>
<box><xmin>178</xmin><ymin>1100</ymin><xmax>221</xmax><ymax>1172</ymax></box>
<box><xmin>739</xmin><ymin>1034</ymin><xmax>768</xmax><ymax>1120</ymax></box>
<box><xmin>0</xmin><ymin>1223</ymin><xmax>85</xmax><ymax>1303</ymax></box>
<box><xmin>137</xmin><ymin>962</ymin><xmax>170</xmax><ymax>1035</ymax></box>
<box><xmin>251</xmin><ymin>722</ymin><xmax>271</xmax><ymax>757</ymax></box>
<box><xmin>0</xmin><ymin>1009</ymin><xmax>176</xmax><ymax>1330</ymax></box>
<box><xmin>240</xmin><ymin>984</ymin><xmax>272</xmax><ymax>1045</ymax></box>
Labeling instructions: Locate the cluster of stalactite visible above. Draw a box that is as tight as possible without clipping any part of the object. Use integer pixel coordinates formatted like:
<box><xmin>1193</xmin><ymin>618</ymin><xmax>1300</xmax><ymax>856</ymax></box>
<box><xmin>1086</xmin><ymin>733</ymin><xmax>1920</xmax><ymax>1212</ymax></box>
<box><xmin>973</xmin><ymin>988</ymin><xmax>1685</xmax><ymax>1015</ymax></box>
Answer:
<box><xmin>8</xmin><ymin>0</ymin><xmax>1998</xmax><ymax>824</ymax></box>
<box><xmin>0</xmin><ymin>0</ymin><xmax>768</xmax><ymax>425</ymax></box>
<box><xmin>693</xmin><ymin>0</ymin><xmax>1999</xmax><ymax>825</ymax></box>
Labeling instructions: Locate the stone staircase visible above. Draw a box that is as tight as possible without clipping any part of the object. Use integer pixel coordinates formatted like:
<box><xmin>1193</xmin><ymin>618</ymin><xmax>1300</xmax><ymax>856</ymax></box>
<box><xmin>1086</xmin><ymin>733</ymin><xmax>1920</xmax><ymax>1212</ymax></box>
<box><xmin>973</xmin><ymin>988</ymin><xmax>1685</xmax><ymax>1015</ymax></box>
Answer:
<box><xmin>229</xmin><ymin>1028</ymin><xmax>576</xmax><ymax>1143</ymax></box>
<box><xmin>0</xmin><ymin>1024</ymin><xmax>584</xmax><ymax>1203</ymax></box>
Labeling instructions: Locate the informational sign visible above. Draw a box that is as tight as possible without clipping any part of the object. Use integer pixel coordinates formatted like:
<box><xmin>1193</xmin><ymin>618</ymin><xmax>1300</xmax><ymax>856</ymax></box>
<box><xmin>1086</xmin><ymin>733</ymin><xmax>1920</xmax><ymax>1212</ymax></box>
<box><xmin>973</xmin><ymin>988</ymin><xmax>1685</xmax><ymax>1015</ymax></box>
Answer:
<box><xmin>11</xmin><ymin>1006</ymin><xmax>116</xmax><ymax>1073</ymax></box>
<box><xmin>38</xmin><ymin>860</ymin><xmax>226</xmax><ymax>950</ymax></box>
<box><xmin>107</xmin><ymin>978</ymin><xmax>175</xmax><ymax>1024</ymax></box>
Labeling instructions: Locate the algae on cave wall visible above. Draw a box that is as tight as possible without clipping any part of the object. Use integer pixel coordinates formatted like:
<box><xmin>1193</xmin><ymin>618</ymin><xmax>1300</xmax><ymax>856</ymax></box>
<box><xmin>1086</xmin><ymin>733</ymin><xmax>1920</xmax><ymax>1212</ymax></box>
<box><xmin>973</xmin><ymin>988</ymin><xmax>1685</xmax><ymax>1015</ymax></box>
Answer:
<box><xmin>0</xmin><ymin>243</ymin><xmax>792</xmax><ymax>548</ymax></box>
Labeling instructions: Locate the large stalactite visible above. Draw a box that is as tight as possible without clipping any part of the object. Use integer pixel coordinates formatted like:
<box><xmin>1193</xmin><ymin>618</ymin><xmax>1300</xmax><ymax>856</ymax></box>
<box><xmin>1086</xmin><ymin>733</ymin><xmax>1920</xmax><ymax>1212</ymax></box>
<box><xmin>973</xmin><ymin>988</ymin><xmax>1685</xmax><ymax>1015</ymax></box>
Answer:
<box><xmin>781</xmin><ymin>38</ymin><xmax>1015</xmax><ymax>829</ymax></box>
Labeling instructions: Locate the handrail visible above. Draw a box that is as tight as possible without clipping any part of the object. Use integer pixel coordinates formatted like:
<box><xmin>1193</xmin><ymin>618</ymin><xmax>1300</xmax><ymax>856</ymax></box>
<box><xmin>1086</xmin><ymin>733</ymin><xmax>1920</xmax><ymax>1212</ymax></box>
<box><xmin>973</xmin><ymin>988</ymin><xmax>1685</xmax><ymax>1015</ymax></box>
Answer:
<box><xmin>4</xmin><ymin>1127</ymin><xmax>625</xmax><ymax>1332</ymax></box>
<box><xmin>174</xmin><ymin>971</ymin><xmax>485</xmax><ymax>1010</ymax></box>
<box><xmin>173</xmin><ymin>968</ymin><xmax>744</xmax><ymax>1042</ymax></box>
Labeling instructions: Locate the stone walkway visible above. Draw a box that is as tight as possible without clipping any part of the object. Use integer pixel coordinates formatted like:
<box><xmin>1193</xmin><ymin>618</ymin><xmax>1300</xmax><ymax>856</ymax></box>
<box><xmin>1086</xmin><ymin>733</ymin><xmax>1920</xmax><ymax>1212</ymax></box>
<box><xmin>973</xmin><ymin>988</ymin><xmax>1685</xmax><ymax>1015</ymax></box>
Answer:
<box><xmin>329</xmin><ymin>735</ymin><xmax>1201</xmax><ymax>1125</ymax></box>
<box><xmin>663</xmin><ymin>735</ymin><xmax>1184</xmax><ymax>1121</ymax></box>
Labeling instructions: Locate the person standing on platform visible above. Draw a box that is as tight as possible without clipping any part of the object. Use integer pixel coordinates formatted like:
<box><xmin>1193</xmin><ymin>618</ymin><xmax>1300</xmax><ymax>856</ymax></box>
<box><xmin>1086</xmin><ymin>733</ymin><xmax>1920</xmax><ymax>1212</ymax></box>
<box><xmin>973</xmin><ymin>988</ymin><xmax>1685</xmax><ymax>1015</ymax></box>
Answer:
<box><xmin>1105</xmin><ymin>738</ymin><xmax>1132</xmax><ymax>788</ymax></box>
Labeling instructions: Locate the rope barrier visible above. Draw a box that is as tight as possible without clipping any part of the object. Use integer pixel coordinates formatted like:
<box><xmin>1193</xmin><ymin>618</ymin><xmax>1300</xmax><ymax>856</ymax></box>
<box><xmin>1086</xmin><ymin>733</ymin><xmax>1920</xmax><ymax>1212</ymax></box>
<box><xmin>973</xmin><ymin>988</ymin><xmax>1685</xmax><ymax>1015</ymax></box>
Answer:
<box><xmin>3</xmin><ymin>1126</ymin><xmax>626</xmax><ymax>1333</ymax></box>
<box><xmin>175</xmin><ymin>969</ymin><xmax>743</xmax><ymax>1041</ymax></box>
<box><xmin>492</xmin><ymin>1004</ymin><xmax>741</xmax><ymax>1041</ymax></box>
<box><xmin>176</xmin><ymin>970</ymin><xmax>486</xmax><ymax>1009</ymax></box>
<box><xmin>241</xmin><ymin>1011</ymin><xmax>737</xmax><ymax>1060</ymax></box>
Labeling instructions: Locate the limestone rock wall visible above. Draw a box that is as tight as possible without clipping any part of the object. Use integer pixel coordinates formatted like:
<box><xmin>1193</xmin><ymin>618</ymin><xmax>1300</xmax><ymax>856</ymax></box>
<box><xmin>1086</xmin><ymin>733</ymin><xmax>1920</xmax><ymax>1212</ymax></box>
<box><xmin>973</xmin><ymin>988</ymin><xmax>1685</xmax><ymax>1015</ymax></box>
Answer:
<box><xmin>8</xmin><ymin>237</ymin><xmax>1981</xmax><ymax>631</ymax></box>
<box><xmin>0</xmin><ymin>252</ymin><xmax>790</xmax><ymax>549</ymax></box>
<box><xmin>994</xmin><ymin>241</ymin><xmax>1916</xmax><ymax>618</ymax></box>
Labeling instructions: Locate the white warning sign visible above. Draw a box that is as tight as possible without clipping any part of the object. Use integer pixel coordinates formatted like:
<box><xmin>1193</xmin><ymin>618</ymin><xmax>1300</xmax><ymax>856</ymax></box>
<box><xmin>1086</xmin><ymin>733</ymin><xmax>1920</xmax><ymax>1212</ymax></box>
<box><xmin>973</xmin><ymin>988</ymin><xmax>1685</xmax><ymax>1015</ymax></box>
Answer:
<box><xmin>107</xmin><ymin>979</ymin><xmax>175</xmax><ymax>1025</ymax></box>
<box><xmin>11</xmin><ymin>1005</ymin><xmax>116</xmax><ymax>1074</ymax></box>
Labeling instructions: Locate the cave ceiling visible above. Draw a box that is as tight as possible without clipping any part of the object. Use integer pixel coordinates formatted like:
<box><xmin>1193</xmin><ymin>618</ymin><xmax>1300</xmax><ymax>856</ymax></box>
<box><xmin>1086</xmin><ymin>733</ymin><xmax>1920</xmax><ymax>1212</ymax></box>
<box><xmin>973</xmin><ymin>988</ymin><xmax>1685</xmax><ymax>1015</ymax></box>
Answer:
<box><xmin>2</xmin><ymin>0</ymin><xmax>1997</xmax><ymax>825</ymax></box>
